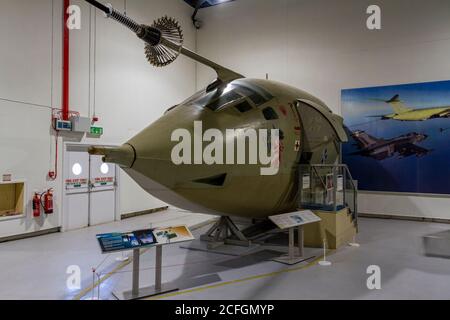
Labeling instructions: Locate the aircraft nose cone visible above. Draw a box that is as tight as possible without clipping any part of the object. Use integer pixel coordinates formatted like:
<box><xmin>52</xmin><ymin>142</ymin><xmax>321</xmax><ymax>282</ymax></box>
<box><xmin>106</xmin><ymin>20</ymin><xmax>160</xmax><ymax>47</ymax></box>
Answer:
<box><xmin>123</xmin><ymin>107</ymin><xmax>200</xmax><ymax>188</ymax></box>
<box><xmin>92</xmin><ymin>103</ymin><xmax>206</xmax><ymax>192</ymax></box>
<box><xmin>88</xmin><ymin>144</ymin><xmax>136</xmax><ymax>168</ymax></box>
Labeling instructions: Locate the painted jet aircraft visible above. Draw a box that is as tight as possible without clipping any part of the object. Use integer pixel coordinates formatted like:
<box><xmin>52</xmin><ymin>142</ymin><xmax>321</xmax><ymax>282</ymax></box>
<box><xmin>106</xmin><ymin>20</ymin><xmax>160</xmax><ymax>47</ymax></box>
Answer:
<box><xmin>84</xmin><ymin>0</ymin><xmax>348</xmax><ymax>219</ymax></box>
<box><xmin>378</xmin><ymin>95</ymin><xmax>450</xmax><ymax>121</ymax></box>
<box><xmin>351</xmin><ymin>130</ymin><xmax>430</xmax><ymax>160</ymax></box>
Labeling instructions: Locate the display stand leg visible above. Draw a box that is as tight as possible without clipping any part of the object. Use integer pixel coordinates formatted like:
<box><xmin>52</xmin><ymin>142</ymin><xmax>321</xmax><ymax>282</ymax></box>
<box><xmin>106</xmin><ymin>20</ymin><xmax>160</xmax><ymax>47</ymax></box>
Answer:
<box><xmin>155</xmin><ymin>246</ymin><xmax>162</xmax><ymax>292</ymax></box>
<box><xmin>114</xmin><ymin>247</ymin><xmax>178</xmax><ymax>300</ymax></box>
<box><xmin>132</xmin><ymin>249</ymin><xmax>140</xmax><ymax>296</ymax></box>
<box><xmin>298</xmin><ymin>226</ymin><xmax>304</xmax><ymax>258</ymax></box>
<box><xmin>273</xmin><ymin>226</ymin><xmax>311</xmax><ymax>265</ymax></box>
<box><xmin>288</xmin><ymin>228</ymin><xmax>295</xmax><ymax>260</ymax></box>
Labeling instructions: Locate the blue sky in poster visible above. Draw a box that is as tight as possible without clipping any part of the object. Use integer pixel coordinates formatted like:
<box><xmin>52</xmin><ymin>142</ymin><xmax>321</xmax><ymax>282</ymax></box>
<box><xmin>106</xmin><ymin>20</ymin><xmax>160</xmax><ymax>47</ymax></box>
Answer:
<box><xmin>342</xmin><ymin>80</ymin><xmax>450</xmax><ymax>194</ymax></box>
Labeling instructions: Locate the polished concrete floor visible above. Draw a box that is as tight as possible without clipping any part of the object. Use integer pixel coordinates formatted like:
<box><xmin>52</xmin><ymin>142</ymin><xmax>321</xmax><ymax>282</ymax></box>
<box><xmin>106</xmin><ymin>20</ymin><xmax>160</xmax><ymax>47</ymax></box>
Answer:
<box><xmin>0</xmin><ymin>208</ymin><xmax>215</xmax><ymax>300</ymax></box>
<box><xmin>0</xmin><ymin>210</ymin><xmax>449</xmax><ymax>300</ymax></box>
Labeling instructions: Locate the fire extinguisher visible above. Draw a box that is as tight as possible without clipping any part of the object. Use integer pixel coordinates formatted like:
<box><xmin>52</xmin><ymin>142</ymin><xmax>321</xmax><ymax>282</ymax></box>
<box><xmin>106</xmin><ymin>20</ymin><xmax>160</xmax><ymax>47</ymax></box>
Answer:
<box><xmin>41</xmin><ymin>189</ymin><xmax>54</xmax><ymax>215</ymax></box>
<box><xmin>33</xmin><ymin>192</ymin><xmax>41</xmax><ymax>218</ymax></box>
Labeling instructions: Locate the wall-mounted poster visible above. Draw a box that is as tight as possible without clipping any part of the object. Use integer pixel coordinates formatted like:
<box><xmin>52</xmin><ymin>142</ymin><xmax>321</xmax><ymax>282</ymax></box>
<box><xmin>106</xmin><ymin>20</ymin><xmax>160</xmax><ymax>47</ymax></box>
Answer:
<box><xmin>342</xmin><ymin>80</ymin><xmax>450</xmax><ymax>195</ymax></box>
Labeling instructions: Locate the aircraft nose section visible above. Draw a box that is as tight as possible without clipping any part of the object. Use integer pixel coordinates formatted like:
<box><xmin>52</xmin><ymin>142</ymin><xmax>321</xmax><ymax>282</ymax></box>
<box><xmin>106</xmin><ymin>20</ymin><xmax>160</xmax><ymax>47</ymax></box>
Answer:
<box><xmin>88</xmin><ymin>144</ymin><xmax>136</xmax><ymax>168</ymax></box>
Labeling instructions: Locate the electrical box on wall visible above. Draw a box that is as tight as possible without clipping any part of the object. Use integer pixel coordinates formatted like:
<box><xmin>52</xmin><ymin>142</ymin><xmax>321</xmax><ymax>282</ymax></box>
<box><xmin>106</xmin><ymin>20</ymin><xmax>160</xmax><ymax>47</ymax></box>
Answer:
<box><xmin>55</xmin><ymin>120</ymin><xmax>72</xmax><ymax>131</ymax></box>
<box><xmin>70</xmin><ymin>116</ymin><xmax>91</xmax><ymax>133</ymax></box>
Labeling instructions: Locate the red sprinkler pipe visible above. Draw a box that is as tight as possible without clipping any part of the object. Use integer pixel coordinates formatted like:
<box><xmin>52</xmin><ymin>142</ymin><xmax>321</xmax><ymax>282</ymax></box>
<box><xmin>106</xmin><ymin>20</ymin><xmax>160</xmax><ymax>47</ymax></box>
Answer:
<box><xmin>62</xmin><ymin>0</ymin><xmax>70</xmax><ymax>121</ymax></box>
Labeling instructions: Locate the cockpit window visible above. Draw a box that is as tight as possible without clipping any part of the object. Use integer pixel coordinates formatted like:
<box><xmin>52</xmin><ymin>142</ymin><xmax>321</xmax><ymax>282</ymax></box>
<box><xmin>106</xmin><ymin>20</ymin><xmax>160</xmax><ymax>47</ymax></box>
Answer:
<box><xmin>263</xmin><ymin>107</ymin><xmax>279</xmax><ymax>120</ymax></box>
<box><xmin>187</xmin><ymin>81</ymin><xmax>274</xmax><ymax>112</ymax></box>
<box><xmin>207</xmin><ymin>91</ymin><xmax>242</xmax><ymax>111</ymax></box>
<box><xmin>233</xmin><ymin>81</ymin><xmax>273</xmax><ymax>107</ymax></box>
<box><xmin>235</xmin><ymin>100</ymin><xmax>253</xmax><ymax>113</ymax></box>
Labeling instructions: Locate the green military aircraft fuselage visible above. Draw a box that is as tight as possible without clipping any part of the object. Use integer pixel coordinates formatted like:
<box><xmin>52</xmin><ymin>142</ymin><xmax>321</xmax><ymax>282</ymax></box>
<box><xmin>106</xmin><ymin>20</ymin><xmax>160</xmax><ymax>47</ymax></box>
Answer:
<box><xmin>86</xmin><ymin>0</ymin><xmax>348</xmax><ymax>219</ymax></box>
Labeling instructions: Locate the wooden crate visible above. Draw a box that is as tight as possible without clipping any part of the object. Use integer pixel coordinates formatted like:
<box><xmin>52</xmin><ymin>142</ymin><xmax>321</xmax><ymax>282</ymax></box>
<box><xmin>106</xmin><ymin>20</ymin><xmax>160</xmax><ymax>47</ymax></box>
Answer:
<box><xmin>0</xmin><ymin>182</ymin><xmax>25</xmax><ymax>218</ymax></box>
<box><xmin>303</xmin><ymin>207</ymin><xmax>357</xmax><ymax>250</ymax></box>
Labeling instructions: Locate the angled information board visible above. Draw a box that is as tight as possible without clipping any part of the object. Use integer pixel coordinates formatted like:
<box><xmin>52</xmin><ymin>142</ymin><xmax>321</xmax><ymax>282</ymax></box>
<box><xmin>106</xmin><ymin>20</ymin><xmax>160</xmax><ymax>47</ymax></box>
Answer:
<box><xmin>96</xmin><ymin>224</ymin><xmax>195</xmax><ymax>300</ymax></box>
<box><xmin>269</xmin><ymin>210</ymin><xmax>321</xmax><ymax>230</ymax></box>
<box><xmin>96</xmin><ymin>225</ymin><xmax>194</xmax><ymax>254</ymax></box>
<box><xmin>152</xmin><ymin>225</ymin><xmax>195</xmax><ymax>244</ymax></box>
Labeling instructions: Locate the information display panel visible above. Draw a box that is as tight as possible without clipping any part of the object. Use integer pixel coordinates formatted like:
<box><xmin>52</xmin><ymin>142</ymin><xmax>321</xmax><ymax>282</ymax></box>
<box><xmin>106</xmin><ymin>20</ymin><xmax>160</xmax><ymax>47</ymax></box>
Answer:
<box><xmin>96</xmin><ymin>225</ymin><xmax>194</xmax><ymax>254</ymax></box>
<box><xmin>153</xmin><ymin>225</ymin><xmax>195</xmax><ymax>244</ymax></box>
<box><xmin>96</xmin><ymin>230</ymin><xmax>156</xmax><ymax>253</ymax></box>
<box><xmin>269</xmin><ymin>210</ymin><xmax>321</xmax><ymax>230</ymax></box>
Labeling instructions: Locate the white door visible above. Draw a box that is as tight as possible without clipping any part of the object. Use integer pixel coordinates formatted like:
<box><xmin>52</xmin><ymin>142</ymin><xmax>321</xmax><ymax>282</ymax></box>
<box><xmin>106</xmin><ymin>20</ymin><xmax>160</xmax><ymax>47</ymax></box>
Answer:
<box><xmin>89</xmin><ymin>155</ymin><xmax>116</xmax><ymax>226</ymax></box>
<box><xmin>64</xmin><ymin>145</ymin><xmax>117</xmax><ymax>231</ymax></box>
<box><xmin>64</xmin><ymin>150</ymin><xmax>90</xmax><ymax>230</ymax></box>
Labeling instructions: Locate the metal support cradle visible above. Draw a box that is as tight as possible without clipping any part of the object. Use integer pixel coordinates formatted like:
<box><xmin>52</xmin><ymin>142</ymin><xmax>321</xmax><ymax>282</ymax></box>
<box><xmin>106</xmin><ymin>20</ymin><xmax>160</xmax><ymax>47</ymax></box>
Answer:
<box><xmin>200</xmin><ymin>216</ymin><xmax>251</xmax><ymax>247</ymax></box>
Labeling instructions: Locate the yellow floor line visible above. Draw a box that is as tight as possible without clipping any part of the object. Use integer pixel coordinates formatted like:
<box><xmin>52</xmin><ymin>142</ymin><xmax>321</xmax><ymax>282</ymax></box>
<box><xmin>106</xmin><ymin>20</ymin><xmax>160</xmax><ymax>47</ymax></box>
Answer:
<box><xmin>147</xmin><ymin>252</ymin><xmax>334</xmax><ymax>300</ymax></box>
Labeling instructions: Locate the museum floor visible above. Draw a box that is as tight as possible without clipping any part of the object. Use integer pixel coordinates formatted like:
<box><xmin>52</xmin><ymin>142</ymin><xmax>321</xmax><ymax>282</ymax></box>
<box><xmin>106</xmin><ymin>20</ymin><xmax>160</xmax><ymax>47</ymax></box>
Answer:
<box><xmin>0</xmin><ymin>209</ymin><xmax>449</xmax><ymax>300</ymax></box>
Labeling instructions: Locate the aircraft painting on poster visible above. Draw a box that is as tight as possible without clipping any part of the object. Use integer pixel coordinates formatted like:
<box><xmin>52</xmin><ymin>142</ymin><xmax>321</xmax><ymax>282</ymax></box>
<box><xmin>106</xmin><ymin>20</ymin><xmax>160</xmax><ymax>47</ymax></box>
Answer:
<box><xmin>342</xmin><ymin>80</ymin><xmax>450</xmax><ymax>195</ymax></box>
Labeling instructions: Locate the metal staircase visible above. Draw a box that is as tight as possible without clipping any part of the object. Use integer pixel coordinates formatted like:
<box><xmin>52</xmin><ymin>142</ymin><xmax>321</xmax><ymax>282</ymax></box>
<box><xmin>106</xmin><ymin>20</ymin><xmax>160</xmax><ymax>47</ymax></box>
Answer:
<box><xmin>298</xmin><ymin>164</ymin><xmax>359</xmax><ymax>228</ymax></box>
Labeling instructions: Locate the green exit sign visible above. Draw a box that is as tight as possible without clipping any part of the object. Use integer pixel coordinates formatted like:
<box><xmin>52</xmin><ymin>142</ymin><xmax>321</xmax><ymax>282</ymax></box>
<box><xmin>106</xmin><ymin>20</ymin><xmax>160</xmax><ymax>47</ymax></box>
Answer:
<box><xmin>90</xmin><ymin>127</ymin><xmax>103</xmax><ymax>135</ymax></box>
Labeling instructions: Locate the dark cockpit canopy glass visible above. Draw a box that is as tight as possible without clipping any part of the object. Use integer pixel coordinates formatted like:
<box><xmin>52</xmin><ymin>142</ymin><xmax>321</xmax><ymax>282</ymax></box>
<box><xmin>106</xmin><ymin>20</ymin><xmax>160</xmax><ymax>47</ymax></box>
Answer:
<box><xmin>184</xmin><ymin>80</ymin><xmax>274</xmax><ymax>112</ymax></box>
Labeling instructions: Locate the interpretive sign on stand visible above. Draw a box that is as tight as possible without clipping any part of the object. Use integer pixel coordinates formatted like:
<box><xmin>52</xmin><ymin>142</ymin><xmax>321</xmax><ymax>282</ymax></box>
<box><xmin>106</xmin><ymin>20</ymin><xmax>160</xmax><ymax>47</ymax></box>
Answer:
<box><xmin>96</xmin><ymin>225</ymin><xmax>194</xmax><ymax>300</ymax></box>
<box><xmin>269</xmin><ymin>210</ymin><xmax>321</xmax><ymax>230</ymax></box>
<box><xmin>269</xmin><ymin>210</ymin><xmax>321</xmax><ymax>265</ymax></box>
<box><xmin>97</xmin><ymin>225</ymin><xmax>194</xmax><ymax>254</ymax></box>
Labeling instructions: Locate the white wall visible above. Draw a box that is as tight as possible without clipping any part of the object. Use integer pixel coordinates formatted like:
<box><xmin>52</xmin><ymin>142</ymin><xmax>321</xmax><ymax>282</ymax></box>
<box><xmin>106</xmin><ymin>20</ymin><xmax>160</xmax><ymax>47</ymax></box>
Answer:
<box><xmin>0</xmin><ymin>0</ymin><xmax>195</xmax><ymax>238</ymax></box>
<box><xmin>196</xmin><ymin>0</ymin><xmax>450</xmax><ymax>220</ymax></box>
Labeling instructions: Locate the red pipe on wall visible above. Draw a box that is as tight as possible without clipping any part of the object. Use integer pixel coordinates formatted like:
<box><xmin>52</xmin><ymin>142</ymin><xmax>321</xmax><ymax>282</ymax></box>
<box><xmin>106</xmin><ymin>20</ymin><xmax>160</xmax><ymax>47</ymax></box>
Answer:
<box><xmin>62</xmin><ymin>0</ymin><xmax>70</xmax><ymax>121</ymax></box>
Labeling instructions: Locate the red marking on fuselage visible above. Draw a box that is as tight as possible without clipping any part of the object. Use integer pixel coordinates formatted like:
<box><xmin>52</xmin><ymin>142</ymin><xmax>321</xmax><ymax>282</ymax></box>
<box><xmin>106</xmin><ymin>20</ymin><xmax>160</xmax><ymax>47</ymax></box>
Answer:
<box><xmin>279</xmin><ymin>105</ymin><xmax>288</xmax><ymax>116</ymax></box>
